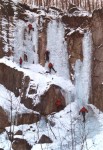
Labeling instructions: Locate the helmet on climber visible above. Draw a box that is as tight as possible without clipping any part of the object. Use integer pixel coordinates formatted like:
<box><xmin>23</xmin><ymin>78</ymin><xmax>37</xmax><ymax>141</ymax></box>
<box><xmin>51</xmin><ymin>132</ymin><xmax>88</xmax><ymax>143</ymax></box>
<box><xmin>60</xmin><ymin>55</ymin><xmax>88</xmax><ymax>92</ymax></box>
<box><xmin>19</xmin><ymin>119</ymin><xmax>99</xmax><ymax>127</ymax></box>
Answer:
<box><xmin>28</xmin><ymin>24</ymin><xmax>32</xmax><ymax>29</ymax></box>
<box><xmin>28</xmin><ymin>24</ymin><xmax>34</xmax><ymax>33</ymax></box>
<box><xmin>48</xmin><ymin>63</ymin><xmax>53</xmax><ymax>68</ymax></box>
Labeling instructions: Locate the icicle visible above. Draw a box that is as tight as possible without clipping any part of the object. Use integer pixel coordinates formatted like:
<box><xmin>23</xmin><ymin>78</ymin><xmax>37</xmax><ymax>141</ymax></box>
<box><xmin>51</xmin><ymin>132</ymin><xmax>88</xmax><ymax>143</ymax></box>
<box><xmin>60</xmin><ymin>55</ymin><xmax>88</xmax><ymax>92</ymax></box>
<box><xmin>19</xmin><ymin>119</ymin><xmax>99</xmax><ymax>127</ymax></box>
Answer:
<box><xmin>75</xmin><ymin>31</ymin><xmax>92</xmax><ymax>108</ymax></box>
<box><xmin>47</xmin><ymin>20</ymin><xmax>69</xmax><ymax>79</ymax></box>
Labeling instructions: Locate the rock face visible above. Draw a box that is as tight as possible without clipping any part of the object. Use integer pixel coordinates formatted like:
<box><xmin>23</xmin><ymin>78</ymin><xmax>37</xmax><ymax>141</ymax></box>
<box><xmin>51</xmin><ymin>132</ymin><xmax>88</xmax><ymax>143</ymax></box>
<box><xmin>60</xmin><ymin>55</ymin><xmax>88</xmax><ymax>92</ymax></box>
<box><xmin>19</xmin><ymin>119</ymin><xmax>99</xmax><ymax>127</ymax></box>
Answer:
<box><xmin>34</xmin><ymin>84</ymin><xmax>66</xmax><ymax>115</ymax></box>
<box><xmin>90</xmin><ymin>9</ymin><xmax>103</xmax><ymax>110</ymax></box>
<box><xmin>0</xmin><ymin>106</ymin><xmax>10</xmax><ymax>130</ymax></box>
<box><xmin>16</xmin><ymin>113</ymin><xmax>40</xmax><ymax>125</ymax></box>
<box><xmin>21</xmin><ymin>97</ymin><xmax>33</xmax><ymax>110</ymax></box>
<box><xmin>12</xmin><ymin>138</ymin><xmax>32</xmax><ymax>150</ymax></box>
<box><xmin>0</xmin><ymin>63</ymin><xmax>23</xmax><ymax>96</ymax></box>
<box><xmin>67</xmin><ymin>31</ymin><xmax>84</xmax><ymax>80</ymax></box>
<box><xmin>38</xmin><ymin>18</ymin><xmax>48</xmax><ymax>66</ymax></box>
<box><xmin>22</xmin><ymin>84</ymin><xmax>66</xmax><ymax>115</ymax></box>
<box><xmin>0</xmin><ymin>63</ymin><xmax>30</xmax><ymax>97</ymax></box>
<box><xmin>0</xmin><ymin>11</ymin><xmax>5</xmax><ymax>57</ymax></box>
<box><xmin>0</xmin><ymin>63</ymin><xmax>40</xmax><ymax>126</ymax></box>
<box><xmin>38</xmin><ymin>134</ymin><xmax>53</xmax><ymax>143</ymax></box>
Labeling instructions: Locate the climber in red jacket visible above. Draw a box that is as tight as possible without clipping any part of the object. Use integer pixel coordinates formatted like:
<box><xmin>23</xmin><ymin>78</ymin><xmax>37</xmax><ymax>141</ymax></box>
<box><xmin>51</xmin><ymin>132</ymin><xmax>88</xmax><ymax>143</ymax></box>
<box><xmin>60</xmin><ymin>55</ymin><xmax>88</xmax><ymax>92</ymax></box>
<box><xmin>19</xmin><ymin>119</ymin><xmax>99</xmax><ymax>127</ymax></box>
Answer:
<box><xmin>28</xmin><ymin>24</ymin><xmax>34</xmax><ymax>34</ymax></box>
<box><xmin>79</xmin><ymin>107</ymin><xmax>88</xmax><ymax>122</ymax></box>
<box><xmin>48</xmin><ymin>63</ymin><xmax>56</xmax><ymax>73</ymax></box>
<box><xmin>19</xmin><ymin>57</ymin><xmax>23</xmax><ymax>67</ymax></box>
<box><xmin>55</xmin><ymin>99</ymin><xmax>63</xmax><ymax>112</ymax></box>
<box><xmin>45</xmin><ymin>50</ymin><xmax>50</xmax><ymax>62</ymax></box>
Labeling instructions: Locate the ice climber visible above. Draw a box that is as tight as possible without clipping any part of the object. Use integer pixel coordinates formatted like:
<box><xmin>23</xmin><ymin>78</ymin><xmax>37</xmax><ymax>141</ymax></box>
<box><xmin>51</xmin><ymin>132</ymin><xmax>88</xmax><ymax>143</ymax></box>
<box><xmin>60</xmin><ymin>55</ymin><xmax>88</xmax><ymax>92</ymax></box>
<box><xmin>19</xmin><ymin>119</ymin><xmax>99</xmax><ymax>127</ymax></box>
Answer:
<box><xmin>45</xmin><ymin>50</ymin><xmax>50</xmax><ymax>62</ymax></box>
<box><xmin>55</xmin><ymin>99</ymin><xmax>63</xmax><ymax>112</ymax></box>
<box><xmin>24</xmin><ymin>53</ymin><xmax>28</xmax><ymax>62</ymax></box>
<box><xmin>19</xmin><ymin>57</ymin><xmax>23</xmax><ymax>67</ymax></box>
<box><xmin>28</xmin><ymin>24</ymin><xmax>34</xmax><ymax>34</ymax></box>
<box><xmin>48</xmin><ymin>63</ymin><xmax>56</xmax><ymax>73</ymax></box>
<box><xmin>79</xmin><ymin>107</ymin><xmax>88</xmax><ymax>122</ymax></box>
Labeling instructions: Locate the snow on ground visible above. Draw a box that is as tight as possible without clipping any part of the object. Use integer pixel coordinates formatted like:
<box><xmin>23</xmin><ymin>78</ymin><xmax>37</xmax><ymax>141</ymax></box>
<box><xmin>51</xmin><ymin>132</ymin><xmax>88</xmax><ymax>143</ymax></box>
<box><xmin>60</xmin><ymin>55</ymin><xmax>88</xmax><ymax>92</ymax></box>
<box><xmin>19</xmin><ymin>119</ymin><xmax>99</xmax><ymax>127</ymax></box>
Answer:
<box><xmin>0</xmin><ymin>84</ymin><xmax>39</xmax><ymax>121</ymax></box>
<box><xmin>0</xmin><ymin>98</ymin><xmax>103</xmax><ymax>150</ymax></box>
<box><xmin>0</xmin><ymin>57</ymin><xmax>74</xmax><ymax>105</ymax></box>
<box><xmin>22</xmin><ymin>105</ymin><xmax>103</xmax><ymax>150</ymax></box>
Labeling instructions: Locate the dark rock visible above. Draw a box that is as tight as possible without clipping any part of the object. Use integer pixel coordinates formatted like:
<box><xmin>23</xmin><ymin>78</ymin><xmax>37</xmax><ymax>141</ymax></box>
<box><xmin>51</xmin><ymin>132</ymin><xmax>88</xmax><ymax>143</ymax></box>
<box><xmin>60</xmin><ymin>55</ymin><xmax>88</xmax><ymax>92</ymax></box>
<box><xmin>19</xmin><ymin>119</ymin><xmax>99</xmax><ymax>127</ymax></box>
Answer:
<box><xmin>18</xmin><ymin>3</ymin><xmax>31</xmax><ymax>12</ymax></box>
<box><xmin>15</xmin><ymin>130</ymin><xmax>22</xmax><ymax>135</ymax></box>
<box><xmin>0</xmin><ymin>106</ymin><xmax>10</xmax><ymax>129</ymax></box>
<box><xmin>33</xmin><ymin>84</ymin><xmax>66</xmax><ymax>115</ymax></box>
<box><xmin>21</xmin><ymin>76</ymin><xmax>30</xmax><ymax>97</ymax></box>
<box><xmin>1</xmin><ymin>1</ymin><xmax>14</xmax><ymax>17</ymax></box>
<box><xmin>19</xmin><ymin>3</ymin><xmax>29</xmax><ymax>9</ymax></box>
<box><xmin>38</xmin><ymin>18</ymin><xmax>48</xmax><ymax>66</ymax></box>
<box><xmin>28</xmin><ymin>87</ymin><xmax>37</xmax><ymax>94</ymax></box>
<box><xmin>21</xmin><ymin>97</ymin><xmax>33</xmax><ymax>109</ymax></box>
<box><xmin>16</xmin><ymin>113</ymin><xmax>40</xmax><ymax>125</ymax></box>
<box><xmin>12</xmin><ymin>138</ymin><xmax>32</xmax><ymax>150</ymax></box>
<box><xmin>0</xmin><ymin>63</ymin><xmax>30</xmax><ymax>102</ymax></box>
<box><xmin>0</xmin><ymin>63</ymin><xmax>24</xmax><ymax>97</ymax></box>
<box><xmin>0</xmin><ymin>128</ymin><xmax>5</xmax><ymax>134</ymax></box>
<box><xmin>32</xmin><ymin>8</ymin><xmax>38</xmax><ymax>13</ymax></box>
<box><xmin>62</xmin><ymin>15</ymin><xmax>91</xmax><ymax>28</ymax></box>
<box><xmin>38</xmin><ymin>135</ymin><xmax>53</xmax><ymax>144</ymax></box>
<box><xmin>17</xmin><ymin>13</ymin><xmax>28</xmax><ymax>21</ymax></box>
